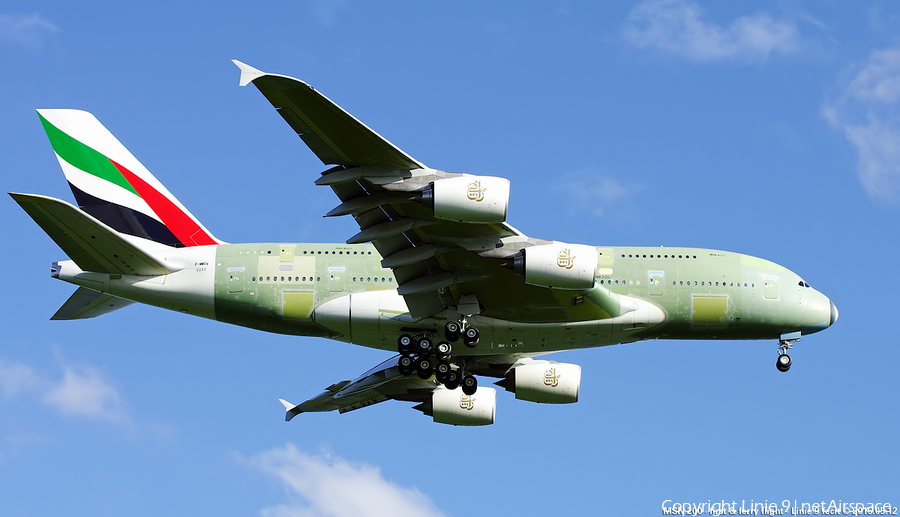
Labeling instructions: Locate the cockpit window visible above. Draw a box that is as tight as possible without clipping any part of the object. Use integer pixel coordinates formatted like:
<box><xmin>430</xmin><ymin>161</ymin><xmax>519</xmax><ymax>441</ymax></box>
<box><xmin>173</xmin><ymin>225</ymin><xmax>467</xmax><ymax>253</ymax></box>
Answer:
<box><xmin>798</xmin><ymin>281</ymin><xmax>811</xmax><ymax>288</ymax></box>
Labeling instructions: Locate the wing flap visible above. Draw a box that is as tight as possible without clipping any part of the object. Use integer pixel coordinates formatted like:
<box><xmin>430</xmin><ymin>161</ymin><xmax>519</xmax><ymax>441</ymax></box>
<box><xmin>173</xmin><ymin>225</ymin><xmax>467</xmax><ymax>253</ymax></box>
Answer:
<box><xmin>10</xmin><ymin>193</ymin><xmax>179</xmax><ymax>275</ymax></box>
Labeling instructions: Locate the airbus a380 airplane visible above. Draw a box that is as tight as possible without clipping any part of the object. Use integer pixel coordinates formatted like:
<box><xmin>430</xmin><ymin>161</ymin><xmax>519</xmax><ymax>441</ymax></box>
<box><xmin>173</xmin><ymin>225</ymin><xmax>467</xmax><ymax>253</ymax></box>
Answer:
<box><xmin>11</xmin><ymin>61</ymin><xmax>838</xmax><ymax>426</ymax></box>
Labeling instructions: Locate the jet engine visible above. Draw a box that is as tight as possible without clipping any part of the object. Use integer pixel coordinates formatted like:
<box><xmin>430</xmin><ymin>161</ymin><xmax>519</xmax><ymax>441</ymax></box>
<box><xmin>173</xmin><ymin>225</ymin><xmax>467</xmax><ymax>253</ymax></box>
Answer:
<box><xmin>499</xmin><ymin>362</ymin><xmax>581</xmax><ymax>404</ymax></box>
<box><xmin>421</xmin><ymin>175</ymin><xmax>510</xmax><ymax>223</ymax></box>
<box><xmin>511</xmin><ymin>243</ymin><xmax>598</xmax><ymax>289</ymax></box>
<box><xmin>431</xmin><ymin>386</ymin><xmax>496</xmax><ymax>426</ymax></box>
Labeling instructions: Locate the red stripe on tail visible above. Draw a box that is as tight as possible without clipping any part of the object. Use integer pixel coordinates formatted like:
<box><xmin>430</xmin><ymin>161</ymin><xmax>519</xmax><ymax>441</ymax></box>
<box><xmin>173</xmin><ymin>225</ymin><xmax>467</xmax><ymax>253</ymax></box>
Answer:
<box><xmin>111</xmin><ymin>160</ymin><xmax>217</xmax><ymax>246</ymax></box>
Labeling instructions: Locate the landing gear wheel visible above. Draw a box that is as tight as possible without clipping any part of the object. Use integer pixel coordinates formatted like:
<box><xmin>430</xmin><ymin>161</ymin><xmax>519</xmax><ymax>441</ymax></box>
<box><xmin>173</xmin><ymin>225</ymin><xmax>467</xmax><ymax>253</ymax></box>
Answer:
<box><xmin>397</xmin><ymin>334</ymin><xmax>414</xmax><ymax>355</ymax></box>
<box><xmin>776</xmin><ymin>353</ymin><xmax>792</xmax><ymax>372</ymax></box>
<box><xmin>462</xmin><ymin>327</ymin><xmax>480</xmax><ymax>348</ymax></box>
<box><xmin>398</xmin><ymin>355</ymin><xmax>415</xmax><ymax>376</ymax></box>
<box><xmin>416</xmin><ymin>357</ymin><xmax>433</xmax><ymax>379</ymax></box>
<box><xmin>435</xmin><ymin>362</ymin><xmax>451</xmax><ymax>377</ymax></box>
<box><xmin>435</xmin><ymin>341</ymin><xmax>451</xmax><ymax>356</ymax></box>
<box><xmin>444</xmin><ymin>321</ymin><xmax>461</xmax><ymax>342</ymax></box>
<box><xmin>444</xmin><ymin>371</ymin><xmax>460</xmax><ymax>390</ymax></box>
<box><xmin>435</xmin><ymin>341</ymin><xmax>451</xmax><ymax>358</ymax></box>
<box><xmin>461</xmin><ymin>374</ymin><xmax>478</xmax><ymax>395</ymax></box>
<box><xmin>415</xmin><ymin>337</ymin><xmax>433</xmax><ymax>356</ymax></box>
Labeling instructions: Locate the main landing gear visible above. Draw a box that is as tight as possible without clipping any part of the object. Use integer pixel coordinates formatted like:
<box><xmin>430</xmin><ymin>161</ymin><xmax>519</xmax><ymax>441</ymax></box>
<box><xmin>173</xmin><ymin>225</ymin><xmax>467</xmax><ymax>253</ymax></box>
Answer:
<box><xmin>396</xmin><ymin>320</ymin><xmax>481</xmax><ymax>395</ymax></box>
<box><xmin>443</xmin><ymin>320</ymin><xmax>480</xmax><ymax>348</ymax></box>
<box><xmin>776</xmin><ymin>339</ymin><xmax>794</xmax><ymax>372</ymax></box>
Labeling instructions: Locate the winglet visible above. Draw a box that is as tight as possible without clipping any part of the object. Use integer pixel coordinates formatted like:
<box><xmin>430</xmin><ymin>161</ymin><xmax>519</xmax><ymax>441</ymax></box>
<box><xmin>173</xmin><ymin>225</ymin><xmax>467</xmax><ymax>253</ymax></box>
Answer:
<box><xmin>232</xmin><ymin>60</ymin><xmax>265</xmax><ymax>87</ymax></box>
<box><xmin>279</xmin><ymin>398</ymin><xmax>302</xmax><ymax>422</ymax></box>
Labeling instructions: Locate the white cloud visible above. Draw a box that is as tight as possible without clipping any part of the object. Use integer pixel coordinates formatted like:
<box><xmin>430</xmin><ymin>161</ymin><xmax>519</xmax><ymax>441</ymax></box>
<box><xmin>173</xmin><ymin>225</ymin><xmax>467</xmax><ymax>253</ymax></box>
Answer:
<box><xmin>247</xmin><ymin>444</ymin><xmax>446</xmax><ymax>517</ymax></box>
<box><xmin>308</xmin><ymin>1</ymin><xmax>346</xmax><ymax>28</ymax></box>
<box><xmin>0</xmin><ymin>360</ymin><xmax>43</xmax><ymax>400</ymax></box>
<box><xmin>825</xmin><ymin>48</ymin><xmax>900</xmax><ymax>202</ymax></box>
<box><xmin>43</xmin><ymin>364</ymin><xmax>131</xmax><ymax>425</ymax></box>
<box><xmin>846</xmin><ymin>49</ymin><xmax>900</xmax><ymax>103</ymax></box>
<box><xmin>0</xmin><ymin>12</ymin><xmax>58</xmax><ymax>48</ymax></box>
<box><xmin>555</xmin><ymin>173</ymin><xmax>644</xmax><ymax>218</ymax></box>
<box><xmin>622</xmin><ymin>0</ymin><xmax>802</xmax><ymax>62</ymax></box>
<box><xmin>0</xmin><ymin>356</ymin><xmax>131</xmax><ymax>426</ymax></box>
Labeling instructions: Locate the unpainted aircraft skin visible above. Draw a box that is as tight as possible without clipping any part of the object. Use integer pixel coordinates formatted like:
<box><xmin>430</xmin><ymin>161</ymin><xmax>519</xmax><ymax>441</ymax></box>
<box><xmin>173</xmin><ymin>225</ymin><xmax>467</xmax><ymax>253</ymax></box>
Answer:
<box><xmin>11</xmin><ymin>62</ymin><xmax>837</xmax><ymax>426</ymax></box>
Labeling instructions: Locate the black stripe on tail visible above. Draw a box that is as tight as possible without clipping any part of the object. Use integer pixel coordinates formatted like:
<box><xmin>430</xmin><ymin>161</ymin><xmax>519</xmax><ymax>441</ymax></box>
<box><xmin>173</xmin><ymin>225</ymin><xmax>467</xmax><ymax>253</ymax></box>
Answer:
<box><xmin>68</xmin><ymin>182</ymin><xmax>184</xmax><ymax>248</ymax></box>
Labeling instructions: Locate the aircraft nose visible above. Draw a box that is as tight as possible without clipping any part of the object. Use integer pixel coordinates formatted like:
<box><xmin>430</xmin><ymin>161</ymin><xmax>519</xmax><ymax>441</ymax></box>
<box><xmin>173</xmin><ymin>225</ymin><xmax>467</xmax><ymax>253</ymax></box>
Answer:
<box><xmin>801</xmin><ymin>295</ymin><xmax>837</xmax><ymax>335</ymax></box>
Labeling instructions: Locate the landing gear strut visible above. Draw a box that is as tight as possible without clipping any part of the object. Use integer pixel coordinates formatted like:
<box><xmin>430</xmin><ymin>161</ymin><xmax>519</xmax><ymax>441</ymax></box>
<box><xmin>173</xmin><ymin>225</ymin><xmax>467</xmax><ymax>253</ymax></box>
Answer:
<box><xmin>776</xmin><ymin>339</ymin><xmax>794</xmax><ymax>372</ymax></box>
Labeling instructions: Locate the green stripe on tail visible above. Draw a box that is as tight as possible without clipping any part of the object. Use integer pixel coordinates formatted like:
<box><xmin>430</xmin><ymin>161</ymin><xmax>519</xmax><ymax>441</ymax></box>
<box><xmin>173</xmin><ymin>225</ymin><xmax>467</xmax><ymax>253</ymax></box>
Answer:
<box><xmin>38</xmin><ymin>113</ymin><xmax>138</xmax><ymax>196</ymax></box>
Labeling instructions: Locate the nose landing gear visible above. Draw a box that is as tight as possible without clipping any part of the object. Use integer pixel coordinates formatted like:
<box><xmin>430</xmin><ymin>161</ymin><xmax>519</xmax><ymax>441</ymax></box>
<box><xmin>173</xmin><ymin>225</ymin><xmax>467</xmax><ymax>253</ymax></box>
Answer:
<box><xmin>775</xmin><ymin>338</ymin><xmax>795</xmax><ymax>372</ymax></box>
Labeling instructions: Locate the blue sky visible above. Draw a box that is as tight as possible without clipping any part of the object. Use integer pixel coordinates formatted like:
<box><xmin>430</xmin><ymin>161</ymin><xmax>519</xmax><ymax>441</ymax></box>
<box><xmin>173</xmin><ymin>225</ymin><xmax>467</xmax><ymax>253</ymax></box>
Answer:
<box><xmin>1</xmin><ymin>1</ymin><xmax>898</xmax><ymax>515</ymax></box>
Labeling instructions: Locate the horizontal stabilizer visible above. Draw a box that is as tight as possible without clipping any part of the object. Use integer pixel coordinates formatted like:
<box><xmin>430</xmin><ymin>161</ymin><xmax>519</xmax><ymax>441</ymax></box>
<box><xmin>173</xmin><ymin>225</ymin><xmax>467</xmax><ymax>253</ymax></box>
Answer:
<box><xmin>10</xmin><ymin>193</ymin><xmax>179</xmax><ymax>276</ymax></box>
<box><xmin>52</xmin><ymin>287</ymin><xmax>134</xmax><ymax>320</ymax></box>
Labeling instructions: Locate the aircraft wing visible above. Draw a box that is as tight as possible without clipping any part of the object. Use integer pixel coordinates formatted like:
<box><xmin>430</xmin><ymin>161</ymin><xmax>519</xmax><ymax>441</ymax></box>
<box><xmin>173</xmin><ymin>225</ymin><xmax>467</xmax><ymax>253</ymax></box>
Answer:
<box><xmin>233</xmin><ymin>60</ymin><xmax>424</xmax><ymax>169</ymax></box>
<box><xmin>237</xmin><ymin>62</ymin><xmax>612</xmax><ymax>322</ymax></box>
<box><xmin>279</xmin><ymin>354</ymin><xmax>530</xmax><ymax>424</ymax></box>
<box><xmin>279</xmin><ymin>356</ymin><xmax>442</xmax><ymax>421</ymax></box>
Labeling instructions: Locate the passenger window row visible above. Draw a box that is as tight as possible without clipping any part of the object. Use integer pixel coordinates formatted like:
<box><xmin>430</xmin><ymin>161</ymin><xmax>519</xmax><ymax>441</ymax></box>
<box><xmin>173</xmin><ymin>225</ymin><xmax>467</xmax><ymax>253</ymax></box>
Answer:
<box><xmin>621</xmin><ymin>253</ymin><xmax>697</xmax><ymax>259</ymax></box>
<box><xmin>248</xmin><ymin>275</ymin><xmax>395</xmax><ymax>283</ymax></box>
<box><xmin>301</xmin><ymin>250</ymin><xmax>373</xmax><ymax>255</ymax></box>
<box><xmin>598</xmin><ymin>279</ymin><xmax>755</xmax><ymax>288</ymax></box>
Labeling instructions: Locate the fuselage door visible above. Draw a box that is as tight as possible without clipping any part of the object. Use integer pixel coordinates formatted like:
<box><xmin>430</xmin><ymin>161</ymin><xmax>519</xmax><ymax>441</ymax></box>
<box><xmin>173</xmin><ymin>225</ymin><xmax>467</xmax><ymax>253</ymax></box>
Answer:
<box><xmin>228</xmin><ymin>267</ymin><xmax>244</xmax><ymax>293</ymax></box>
<box><xmin>648</xmin><ymin>270</ymin><xmax>664</xmax><ymax>296</ymax></box>
<box><xmin>328</xmin><ymin>267</ymin><xmax>345</xmax><ymax>292</ymax></box>
<box><xmin>763</xmin><ymin>276</ymin><xmax>778</xmax><ymax>300</ymax></box>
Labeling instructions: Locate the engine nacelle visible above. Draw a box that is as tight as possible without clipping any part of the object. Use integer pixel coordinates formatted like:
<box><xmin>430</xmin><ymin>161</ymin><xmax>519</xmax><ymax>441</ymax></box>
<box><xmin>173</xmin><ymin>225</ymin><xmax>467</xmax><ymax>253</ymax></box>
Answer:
<box><xmin>505</xmin><ymin>362</ymin><xmax>581</xmax><ymax>404</ymax></box>
<box><xmin>432</xmin><ymin>386</ymin><xmax>496</xmax><ymax>426</ymax></box>
<box><xmin>427</xmin><ymin>175</ymin><xmax>510</xmax><ymax>223</ymax></box>
<box><xmin>514</xmin><ymin>243</ymin><xmax>598</xmax><ymax>289</ymax></box>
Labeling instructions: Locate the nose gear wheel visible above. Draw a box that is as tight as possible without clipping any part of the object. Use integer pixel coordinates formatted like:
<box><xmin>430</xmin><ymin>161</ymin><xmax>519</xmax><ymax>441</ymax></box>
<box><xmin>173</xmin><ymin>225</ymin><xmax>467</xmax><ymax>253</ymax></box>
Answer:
<box><xmin>776</xmin><ymin>353</ymin><xmax>792</xmax><ymax>372</ymax></box>
<box><xmin>775</xmin><ymin>339</ymin><xmax>795</xmax><ymax>372</ymax></box>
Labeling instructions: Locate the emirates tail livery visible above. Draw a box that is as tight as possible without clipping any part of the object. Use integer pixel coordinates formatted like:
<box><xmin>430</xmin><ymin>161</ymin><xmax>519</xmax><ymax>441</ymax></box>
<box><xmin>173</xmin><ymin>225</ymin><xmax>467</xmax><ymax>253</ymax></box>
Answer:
<box><xmin>10</xmin><ymin>61</ymin><xmax>838</xmax><ymax>426</ymax></box>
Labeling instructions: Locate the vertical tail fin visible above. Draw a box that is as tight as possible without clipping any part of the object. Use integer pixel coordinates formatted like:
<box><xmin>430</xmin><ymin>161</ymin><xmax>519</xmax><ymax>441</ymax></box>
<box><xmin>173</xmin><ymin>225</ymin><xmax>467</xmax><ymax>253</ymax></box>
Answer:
<box><xmin>37</xmin><ymin>109</ymin><xmax>221</xmax><ymax>247</ymax></box>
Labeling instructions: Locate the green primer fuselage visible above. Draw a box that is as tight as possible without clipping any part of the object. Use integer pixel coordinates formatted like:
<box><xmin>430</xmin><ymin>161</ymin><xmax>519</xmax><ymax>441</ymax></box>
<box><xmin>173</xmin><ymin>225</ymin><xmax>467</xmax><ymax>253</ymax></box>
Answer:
<box><xmin>208</xmin><ymin>242</ymin><xmax>832</xmax><ymax>355</ymax></box>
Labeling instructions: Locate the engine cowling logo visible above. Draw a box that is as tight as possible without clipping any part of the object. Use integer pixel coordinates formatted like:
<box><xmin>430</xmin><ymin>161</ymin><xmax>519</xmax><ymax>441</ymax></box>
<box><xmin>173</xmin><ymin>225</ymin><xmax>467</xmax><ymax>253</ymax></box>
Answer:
<box><xmin>543</xmin><ymin>367</ymin><xmax>561</xmax><ymax>387</ymax></box>
<box><xmin>467</xmin><ymin>180</ymin><xmax>486</xmax><ymax>202</ymax></box>
<box><xmin>557</xmin><ymin>248</ymin><xmax>575</xmax><ymax>269</ymax></box>
<box><xmin>459</xmin><ymin>394</ymin><xmax>475</xmax><ymax>410</ymax></box>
